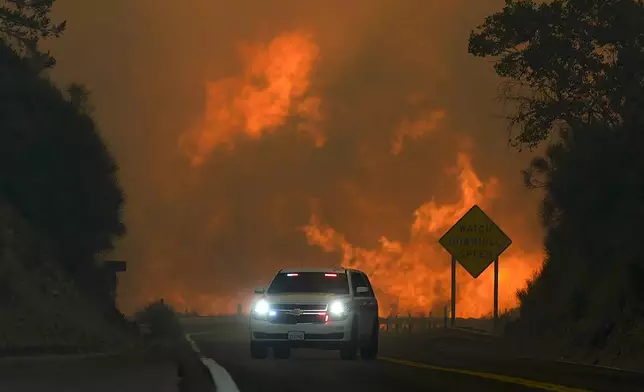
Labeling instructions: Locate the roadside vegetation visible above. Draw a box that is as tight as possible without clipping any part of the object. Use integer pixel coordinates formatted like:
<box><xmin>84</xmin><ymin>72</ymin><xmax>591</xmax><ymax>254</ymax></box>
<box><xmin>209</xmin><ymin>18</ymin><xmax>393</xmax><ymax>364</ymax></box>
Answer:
<box><xmin>133</xmin><ymin>299</ymin><xmax>215</xmax><ymax>392</ymax></box>
<box><xmin>133</xmin><ymin>299</ymin><xmax>184</xmax><ymax>345</ymax></box>
<box><xmin>0</xmin><ymin>200</ymin><xmax>133</xmax><ymax>354</ymax></box>
<box><xmin>0</xmin><ymin>0</ymin><xmax>128</xmax><ymax>353</ymax></box>
<box><xmin>0</xmin><ymin>6</ymin><xmax>213</xmax><ymax>390</ymax></box>
<box><xmin>469</xmin><ymin>0</ymin><xmax>644</xmax><ymax>369</ymax></box>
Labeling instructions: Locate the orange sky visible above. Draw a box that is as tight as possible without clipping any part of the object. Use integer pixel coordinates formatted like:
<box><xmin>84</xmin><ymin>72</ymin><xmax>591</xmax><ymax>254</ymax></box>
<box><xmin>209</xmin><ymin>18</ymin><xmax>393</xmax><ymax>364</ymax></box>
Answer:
<box><xmin>48</xmin><ymin>0</ymin><xmax>545</xmax><ymax>317</ymax></box>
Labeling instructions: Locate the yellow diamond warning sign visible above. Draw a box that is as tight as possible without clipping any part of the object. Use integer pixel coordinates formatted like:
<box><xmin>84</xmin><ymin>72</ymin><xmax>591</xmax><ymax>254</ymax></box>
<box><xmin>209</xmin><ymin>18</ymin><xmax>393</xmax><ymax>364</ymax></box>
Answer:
<box><xmin>438</xmin><ymin>205</ymin><xmax>512</xmax><ymax>279</ymax></box>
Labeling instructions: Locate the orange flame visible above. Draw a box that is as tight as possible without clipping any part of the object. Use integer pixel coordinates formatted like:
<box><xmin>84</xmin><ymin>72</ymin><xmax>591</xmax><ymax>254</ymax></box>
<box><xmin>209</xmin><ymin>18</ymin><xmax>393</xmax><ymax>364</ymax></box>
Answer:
<box><xmin>301</xmin><ymin>152</ymin><xmax>543</xmax><ymax>317</ymax></box>
<box><xmin>179</xmin><ymin>31</ymin><xmax>324</xmax><ymax>166</ymax></box>
<box><xmin>391</xmin><ymin>109</ymin><xmax>446</xmax><ymax>155</ymax></box>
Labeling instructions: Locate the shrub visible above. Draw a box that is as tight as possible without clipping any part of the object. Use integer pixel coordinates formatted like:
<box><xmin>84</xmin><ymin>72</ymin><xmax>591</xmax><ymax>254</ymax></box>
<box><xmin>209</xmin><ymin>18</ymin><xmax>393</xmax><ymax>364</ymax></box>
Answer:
<box><xmin>134</xmin><ymin>299</ymin><xmax>183</xmax><ymax>342</ymax></box>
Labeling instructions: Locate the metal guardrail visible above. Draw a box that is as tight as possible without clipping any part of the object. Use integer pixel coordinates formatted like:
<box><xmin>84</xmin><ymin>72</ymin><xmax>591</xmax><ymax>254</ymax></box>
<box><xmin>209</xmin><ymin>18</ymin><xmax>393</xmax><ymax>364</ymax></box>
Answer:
<box><xmin>379</xmin><ymin>316</ymin><xmax>446</xmax><ymax>333</ymax></box>
<box><xmin>378</xmin><ymin>315</ymin><xmax>495</xmax><ymax>335</ymax></box>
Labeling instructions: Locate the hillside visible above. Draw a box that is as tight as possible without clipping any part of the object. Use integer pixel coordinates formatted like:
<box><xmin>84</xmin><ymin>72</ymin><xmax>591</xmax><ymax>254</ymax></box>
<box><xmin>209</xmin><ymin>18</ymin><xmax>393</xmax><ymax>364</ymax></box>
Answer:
<box><xmin>467</xmin><ymin>0</ymin><xmax>644</xmax><ymax>372</ymax></box>
<box><xmin>0</xmin><ymin>200</ymin><xmax>134</xmax><ymax>355</ymax></box>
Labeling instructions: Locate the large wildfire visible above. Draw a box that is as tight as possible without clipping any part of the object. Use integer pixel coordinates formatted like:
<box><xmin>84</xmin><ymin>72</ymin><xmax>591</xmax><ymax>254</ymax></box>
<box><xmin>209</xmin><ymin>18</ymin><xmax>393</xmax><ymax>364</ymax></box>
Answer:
<box><xmin>170</xmin><ymin>30</ymin><xmax>544</xmax><ymax>318</ymax></box>
<box><xmin>180</xmin><ymin>31</ymin><xmax>325</xmax><ymax>166</ymax></box>
<box><xmin>301</xmin><ymin>152</ymin><xmax>543</xmax><ymax>318</ymax></box>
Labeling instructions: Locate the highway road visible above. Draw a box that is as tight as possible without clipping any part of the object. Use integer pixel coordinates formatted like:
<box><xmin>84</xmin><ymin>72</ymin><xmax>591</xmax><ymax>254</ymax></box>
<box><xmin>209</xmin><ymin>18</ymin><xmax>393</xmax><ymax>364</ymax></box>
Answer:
<box><xmin>0</xmin><ymin>351</ymin><xmax>180</xmax><ymax>392</ymax></box>
<box><xmin>185</xmin><ymin>317</ymin><xmax>644</xmax><ymax>392</ymax></box>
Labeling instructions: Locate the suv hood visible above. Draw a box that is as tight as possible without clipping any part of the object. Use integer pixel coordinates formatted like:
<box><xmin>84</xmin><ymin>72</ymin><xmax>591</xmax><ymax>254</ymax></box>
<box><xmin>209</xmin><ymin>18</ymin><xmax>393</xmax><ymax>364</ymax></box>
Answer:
<box><xmin>264</xmin><ymin>293</ymin><xmax>350</xmax><ymax>304</ymax></box>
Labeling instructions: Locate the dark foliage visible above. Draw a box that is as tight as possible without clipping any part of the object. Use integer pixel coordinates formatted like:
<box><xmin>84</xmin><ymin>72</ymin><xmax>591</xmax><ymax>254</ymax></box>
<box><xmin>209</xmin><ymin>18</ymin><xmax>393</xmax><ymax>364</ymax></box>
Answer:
<box><xmin>469</xmin><ymin>0</ymin><xmax>644</xmax><ymax>149</ymax></box>
<box><xmin>0</xmin><ymin>39</ymin><xmax>125</xmax><ymax>293</ymax></box>
<box><xmin>0</xmin><ymin>0</ymin><xmax>66</xmax><ymax>68</ymax></box>
<box><xmin>134</xmin><ymin>299</ymin><xmax>184</xmax><ymax>342</ymax></box>
<box><xmin>0</xmin><ymin>1</ymin><xmax>126</xmax><ymax>321</ymax></box>
<box><xmin>469</xmin><ymin>0</ymin><xmax>644</xmax><ymax>354</ymax></box>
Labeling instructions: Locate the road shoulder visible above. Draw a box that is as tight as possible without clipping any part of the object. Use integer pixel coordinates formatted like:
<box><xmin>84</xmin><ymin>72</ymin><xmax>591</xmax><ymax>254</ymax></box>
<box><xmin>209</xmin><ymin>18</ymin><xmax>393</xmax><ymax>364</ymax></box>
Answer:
<box><xmin>0</xmin><ymin>349</ymin><xmax>179</xmax><ymax>392</ymax></box>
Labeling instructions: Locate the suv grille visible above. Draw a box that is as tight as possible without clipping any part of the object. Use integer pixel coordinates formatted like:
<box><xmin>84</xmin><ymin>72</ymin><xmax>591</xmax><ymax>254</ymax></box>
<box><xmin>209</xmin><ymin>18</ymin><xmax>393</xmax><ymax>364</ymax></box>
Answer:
<box><xmin>271</xmin><ymin>303</ymin><xmax>328</xmax><ymax>311</ymax></box>
<box><xmin>270</xmin><ymin>313</ymin><xmax>326</xmax><ymax>325</ymax></box>
<box><xmin>268</xmin><ymin>303</ymin><xmax>329</xmax><ymax>324</ymax></box>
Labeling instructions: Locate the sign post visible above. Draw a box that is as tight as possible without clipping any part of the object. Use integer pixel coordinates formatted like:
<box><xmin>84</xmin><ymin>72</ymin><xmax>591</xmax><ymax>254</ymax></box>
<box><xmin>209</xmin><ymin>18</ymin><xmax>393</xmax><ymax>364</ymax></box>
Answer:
<box><xmin>443</xmin><ymin>304</ymin><xmax>448</xmax><ymax>329</ymax></box>
<box><xmin>494</xmin><ymin>257</ymin><xmax>499</xmax><ymax>325</ymax></box>
<box><xmin>104</xmin><ymin>260</ymin><xmax>127</xmax><ymax>307</ymax></box>
<box><xmin>438</xmin><ymin>205</ymin><xmax>511</xmax><ymax>330</ymax></box>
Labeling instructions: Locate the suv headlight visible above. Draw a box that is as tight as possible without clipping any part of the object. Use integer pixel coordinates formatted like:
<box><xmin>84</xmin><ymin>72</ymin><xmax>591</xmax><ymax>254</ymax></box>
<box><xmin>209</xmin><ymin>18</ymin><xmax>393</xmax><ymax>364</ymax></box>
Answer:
<box><xmin>254</xmin><ymin>299</ymin><xmax>269</xmax><ymax>315</ymax></box>
<box><xmin>328</xmin><ymin>300</ymin><xmax>349</xmax><ymax>320</ymax></box>
<box><xmin>252</xmin><ymin>299</ymin><xmax>271</xmax><ymax>319</ymax></box>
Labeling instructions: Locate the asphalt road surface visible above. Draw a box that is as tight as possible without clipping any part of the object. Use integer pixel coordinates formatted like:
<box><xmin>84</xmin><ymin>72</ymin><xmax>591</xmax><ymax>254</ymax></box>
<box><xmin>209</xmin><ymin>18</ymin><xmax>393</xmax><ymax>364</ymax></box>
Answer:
<box><xmin>0</xmin><ymin>352</ymin><xmax>179</xmax><ymax>392</ymax></box>
<box><xmin>186</xmin><ymin>318</ymin><xmax>644</xmax><ymax>392</ymax></box>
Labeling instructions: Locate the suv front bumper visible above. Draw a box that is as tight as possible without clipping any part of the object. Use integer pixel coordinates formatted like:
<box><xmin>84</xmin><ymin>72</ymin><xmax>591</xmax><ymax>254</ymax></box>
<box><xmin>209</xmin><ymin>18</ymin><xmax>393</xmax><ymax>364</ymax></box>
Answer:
<box><xmin>250</xmin><ymin>315</ymin><xmax>354</xmax><ymax>349</ymax></box>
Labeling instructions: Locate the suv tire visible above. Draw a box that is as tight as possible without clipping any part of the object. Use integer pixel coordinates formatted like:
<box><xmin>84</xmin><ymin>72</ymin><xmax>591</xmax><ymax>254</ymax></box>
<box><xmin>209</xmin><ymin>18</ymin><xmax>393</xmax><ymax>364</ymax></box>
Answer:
<box><xmin>340</xmin><ymin>317</ymin><xmax>358</xmax><ymax>360</ymax></box>
<box><xmin>250</xmin><ymin>341</ymin><xmax>268</xmax><ymax>359</ymax></box>
<box><xmin>360</xmin><ymin>321</ymin><xmax>379</xmax><ymax>360</ymax></box>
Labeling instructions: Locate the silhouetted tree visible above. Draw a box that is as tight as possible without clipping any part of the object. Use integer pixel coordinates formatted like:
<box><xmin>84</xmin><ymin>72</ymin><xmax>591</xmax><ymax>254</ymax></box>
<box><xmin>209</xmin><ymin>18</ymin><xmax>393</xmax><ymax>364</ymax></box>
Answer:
<box><xmin>0</xmin><ymin>39</ymin><xmax>125</xmax><ymax>290</ymax></box>
<box><xmin>66</xmin><ymin>83</ymin><xmax>94</xmax><ymax>115</ymax></box>
<box><xmin>469</xmin><ymin>0</ymin><xmax>644</xmax><ymax>149</ymax></box>
<box><xmin>469</xmin><ymin>0</ymin><xmax>644</xmax><ymax>353</ymax></box>
<box><xmin>0</xmin><ymin>0</ymin><xmax>66</xmax><ymax>69</ymax></box>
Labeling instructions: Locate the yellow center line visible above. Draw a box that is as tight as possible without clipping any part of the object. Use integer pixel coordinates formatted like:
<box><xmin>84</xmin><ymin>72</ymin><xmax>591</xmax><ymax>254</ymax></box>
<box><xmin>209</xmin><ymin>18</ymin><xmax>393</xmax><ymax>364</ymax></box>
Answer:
<box><xmin>379</xmin><ymin>357</ymin><xmax>591</xmax><ymax>392</ymax></box>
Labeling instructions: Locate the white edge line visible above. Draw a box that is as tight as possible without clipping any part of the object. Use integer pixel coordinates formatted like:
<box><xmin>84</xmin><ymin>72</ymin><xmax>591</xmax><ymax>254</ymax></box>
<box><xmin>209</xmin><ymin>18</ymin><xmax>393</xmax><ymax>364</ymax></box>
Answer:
<box><xmin>201</xmin><ymin>358</ymin><xmax>241</xmax><ymax>392</ymax></box>
<box><xmin>185</xmin><ymin>333</ymin><xmax>240</xmax><ymax>392</ymax></box>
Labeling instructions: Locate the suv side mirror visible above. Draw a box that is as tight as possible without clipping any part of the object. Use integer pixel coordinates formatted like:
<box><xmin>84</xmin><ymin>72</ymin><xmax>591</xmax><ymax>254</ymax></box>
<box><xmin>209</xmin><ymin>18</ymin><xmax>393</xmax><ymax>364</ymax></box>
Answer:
<box><xmin>254</xmin><ymin>288</ymin><xmax>265</xmax><ymax>294</ymax></box>
<box><xmin>356</xmin><ymin>286</ymin><xmax>369</xmax><ymax>294</ymax></box>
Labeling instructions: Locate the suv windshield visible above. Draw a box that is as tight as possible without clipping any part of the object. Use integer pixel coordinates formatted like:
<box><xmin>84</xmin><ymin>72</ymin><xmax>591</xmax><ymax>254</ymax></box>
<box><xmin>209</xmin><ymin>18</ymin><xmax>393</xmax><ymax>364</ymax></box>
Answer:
<box><xmin>267</xmin><ymin>272</ymin><xmax>349</xmax><ymax>294</ymax></box>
